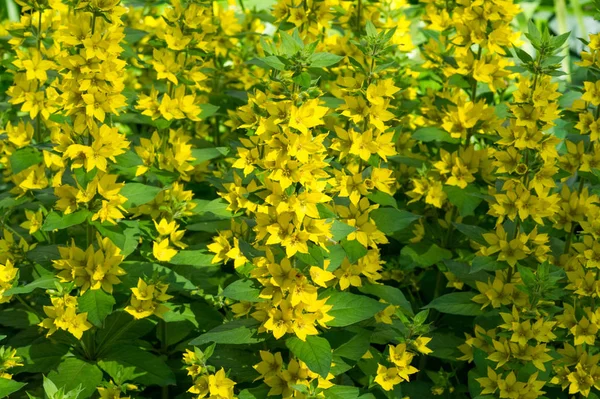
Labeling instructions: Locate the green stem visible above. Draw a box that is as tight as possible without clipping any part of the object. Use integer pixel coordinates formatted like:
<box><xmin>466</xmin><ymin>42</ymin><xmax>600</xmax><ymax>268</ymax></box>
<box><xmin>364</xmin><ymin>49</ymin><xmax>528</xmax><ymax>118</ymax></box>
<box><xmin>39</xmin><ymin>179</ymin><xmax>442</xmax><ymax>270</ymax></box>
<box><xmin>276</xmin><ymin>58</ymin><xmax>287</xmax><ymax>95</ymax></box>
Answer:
<box><xmin>356</xmin><ymin>0</ymin><xmax>361</xmax><ymax>33</ymax></box>
<box><xmin>91</xmin><ymin>12</ymin><xmax>96</xmax><ymax>35</ymax></box>
<box><xmin>571</xmin><ymin>0</ymin><xmax>587</xmax><ymax>40</ymax></box>
<box><xmin>554</xmin><ymin>0</ymin><xmax>571</xmax><ymax>82</ymax></box>
<box><xmin>15</xmin><ymin>294</ymin><xmax>43</xmax><ymax>319</ymax></box>
<box><xmin>37</xmin><ymin>9</ymin><xmax>42</xmax><ymax>50</ymax></box>
<box><xmin>160</xmin><ymin>320</ymin><xmax>168</xmax><ymax>399</ymax></box>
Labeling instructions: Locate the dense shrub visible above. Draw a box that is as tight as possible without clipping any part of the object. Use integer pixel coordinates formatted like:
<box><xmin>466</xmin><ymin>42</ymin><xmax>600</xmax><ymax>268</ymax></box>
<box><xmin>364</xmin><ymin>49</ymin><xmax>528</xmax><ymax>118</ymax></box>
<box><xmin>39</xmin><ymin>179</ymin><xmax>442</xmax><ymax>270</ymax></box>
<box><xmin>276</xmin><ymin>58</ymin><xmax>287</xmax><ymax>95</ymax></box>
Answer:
<box><xmin>0</xmin><ymin>0</ymin><xmax>598</xmax><ymax>398</ymax></box>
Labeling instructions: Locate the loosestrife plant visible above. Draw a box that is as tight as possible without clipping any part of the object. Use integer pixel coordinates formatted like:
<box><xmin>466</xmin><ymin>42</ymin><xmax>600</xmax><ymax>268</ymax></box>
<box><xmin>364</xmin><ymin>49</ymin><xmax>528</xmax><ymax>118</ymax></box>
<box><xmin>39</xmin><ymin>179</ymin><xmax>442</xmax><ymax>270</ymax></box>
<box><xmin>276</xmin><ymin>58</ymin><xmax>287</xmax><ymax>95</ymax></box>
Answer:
<box><xmin>0</xmin><ymin>0</ymin><xmax>597</xmax><ymax>398</ymax></box>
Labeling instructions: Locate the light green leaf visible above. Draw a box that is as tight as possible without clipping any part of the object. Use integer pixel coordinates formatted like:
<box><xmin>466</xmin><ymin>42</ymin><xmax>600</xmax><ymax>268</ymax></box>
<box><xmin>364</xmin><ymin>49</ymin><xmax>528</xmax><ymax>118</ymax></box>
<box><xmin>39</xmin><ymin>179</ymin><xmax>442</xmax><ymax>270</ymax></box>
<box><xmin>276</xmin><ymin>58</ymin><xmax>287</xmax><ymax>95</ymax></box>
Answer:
<box><xmin>0</xmin><ymin>378</ymin><xmax>26</xmax><ymax>397</ymax></box>
<box><xmin>259</xmin><ymin>55</ymin><xmax>286</xmax><ymax>70</ymax></box>
<box><xmin>5</xmin><ymin>274</ymin><xmax>57</xmax><ymax>296</ymax></box>
<box><xmin>331</xmin><ymin>221</ymin><xmax>356</xmax><ymax>242</ymax></box>
<box><xmin>324</xmin><ymin>385</ymin><xmax>360</xmax><ymax>399</ymax></box>
<box><xmin>47</xmin><ymin>358</ymin><xmax>103</xmax><ymax>399</ymax></box>
<box><xmin>170</xmin><ymin>250</ymin><xmax>214</xmax><ymax>267</ymax></box>
<box><xmin>286</xmin><ymin>335</ymin><xmax>332</xmax><ymax>378</ymax></box>
<box><xmin>309</xmin><ymin>52</ymin><xmax>344</xmax><ymax>68</ymax></box>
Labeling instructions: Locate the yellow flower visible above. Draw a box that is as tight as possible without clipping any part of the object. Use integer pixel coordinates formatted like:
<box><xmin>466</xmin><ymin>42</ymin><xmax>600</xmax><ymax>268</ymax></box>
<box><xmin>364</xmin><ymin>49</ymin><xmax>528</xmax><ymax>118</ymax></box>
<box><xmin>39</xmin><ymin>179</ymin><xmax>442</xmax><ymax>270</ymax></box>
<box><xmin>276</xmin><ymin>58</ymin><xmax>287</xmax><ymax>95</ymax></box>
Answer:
<box><xmin>153</xmin><ymin>238</ymin><xmax>178</xmax><ymax>262</ymax></box>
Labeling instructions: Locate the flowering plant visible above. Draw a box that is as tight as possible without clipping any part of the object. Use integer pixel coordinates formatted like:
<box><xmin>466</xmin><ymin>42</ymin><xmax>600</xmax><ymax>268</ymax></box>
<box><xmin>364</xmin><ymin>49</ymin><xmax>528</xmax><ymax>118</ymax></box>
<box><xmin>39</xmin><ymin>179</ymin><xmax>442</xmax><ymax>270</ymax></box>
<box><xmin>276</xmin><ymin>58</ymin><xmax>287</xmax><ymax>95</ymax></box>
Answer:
<box><xmin>0</xmin><ymin>0</ymin><xmax>598</xmax><ymax>398</ymax></box>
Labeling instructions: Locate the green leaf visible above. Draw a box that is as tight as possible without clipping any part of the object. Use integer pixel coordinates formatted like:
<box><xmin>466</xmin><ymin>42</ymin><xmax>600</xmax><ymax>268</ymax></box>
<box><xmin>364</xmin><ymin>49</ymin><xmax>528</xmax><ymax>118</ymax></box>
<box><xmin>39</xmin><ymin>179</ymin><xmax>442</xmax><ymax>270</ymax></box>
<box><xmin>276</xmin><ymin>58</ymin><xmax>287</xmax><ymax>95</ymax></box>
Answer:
<box><xmin>189</xmin><ymin>319</ymin><xmax>264</xmax><ymax>345</ymax></box>
<box><xmin>401</xmin><ymin>243</ymin><xmax>452</xmax><ymax>267</ymax></box>
<box><xmin>99</xmin><ymin>345</ymin><xmax>176</xmax><ymax>387</ymax></box>
<box><xmin>471</xmin><ymin>256</ymin><xmax>505</xmax><ymax>273</ymax></box>
<box><xmin>423</xmin><ymin>292</ymin><xmax>482</xmax><ymax>316</ymax></box>
<box><xmin>47</xmin><ymin>358</ymin><xmax>103</xmax><ymax>399</ymax></box>
<box><xmin>259</xmin><ymin>55</ymin><xmax>286</xmax><ymax>70</ymax></box>
<box><xmin>292</xmin><ymin>71</ymin><xmax>311</xmax><ymax>88</ymax></box>
<box><xmin>192</xmin><ymin>198</ymin><xmax>233</xmax><ymax>218</ymax></box>
<box><xmin>199</xmin><ymin>104</ymin><xmax>220</xmax><ymax>119</ymax></box>
<box><xmin>327</xmin><ymin>244</ymin><xmax>346</xmax><ymax>272</ymax></box>
<box><xmin>324</xmin><ymin>385</ymin><xmax>360</xmax><ymax>399</ymax></box>
<box><xmin>330</xmin><ymin>220</ymin><xmax>356</xmax><ymax>242</ymax></box>
<box><xmin>333</xmin><ymin>330</ymin><xmax>371</xmax><ymax>361</ymax></box>
<box><xmin>170</xmin><ymin>250</ymin><xmax>214</xmax><ymax>267</ymax></box>
<box><xmin>367</xmin><ymin>191</ymin><xmax>397</xmax><ymax>208</ymax></box>
<box><xmin>412</xmin><ymin>127</ymin><xmax>458</xmax><ymax>143</ymax></box>
<box><xmin>191</xmin><ymin>147</ymin><xmax>229</xmax><ymax>165</ymax></box>
<box><xmin>0</xmin><ymin>378</ymin><xmax>26</xmax><ymax>397</ymax></box>
<box><xmin>286</xmin><ymin>335</ymin><xmax>332</xmax><ymax>378</ymax></box>
<box><xmin>444</xmin><ymin>185</ymin><xmax>483</xmax><ymax>217</ymax></box>
<box><xmin>453</xmin><ymin>223</ymin><xmax>487</xmax><ymax>245</ymax></box>
<box><xmin>5</xmin><ymin>274</ymin><xmax>57</xmax><ymax>295</ymax></box>
<box><xmin>17</xmin><ymin>342</ymin><xmax>70</xmax><ymax>374</ymax></box>
<box><xmin>42</xmin><ymin>210</ymin><xmax>90</xmax><ymax>231</ymax></box>
<box><xmin>77</xmin><ymin>289</ymin><xmax>116</xmax><ymax>328</ymax></box>
<box><xmin>358</xmin><ymin>283</ymin><xmax>413</xmax><ymax>315</ymax></box>
<box><xmin>325</xmin><ymin>292</ymin><xmax>387</xmax><ymax>327</ymax></box>
<box><xmin>222</xmin><ymin>279</ymin><xmax>264</xmax><ymax>302</ymax></box>
<box><xmin>309</xmin><ymin>52</ymin><xmax>344</xmax><ymax>68</ymax></box>
<box><xmin>341</xmin><ymin>239</ymin><xmax>367</xmax><ymax>263</ymax></box>
<box><xmin>10</xmin><ymin>146</ymin><xmax>43</xmax><ymax>174</ymax></box>
<box><xmin>93</xmin><ymin>220</ymin><xmax>141</xmax><ymax>257</ymax></box>
<box><xmin>370</xmin><ymin>208</ymin><xmax>419</xmax><ymax>235</ymax></box>
<box><xmin>120</xmin><ymin>183</ymin><xmax>162</xmax><ymax>208</ymax></box>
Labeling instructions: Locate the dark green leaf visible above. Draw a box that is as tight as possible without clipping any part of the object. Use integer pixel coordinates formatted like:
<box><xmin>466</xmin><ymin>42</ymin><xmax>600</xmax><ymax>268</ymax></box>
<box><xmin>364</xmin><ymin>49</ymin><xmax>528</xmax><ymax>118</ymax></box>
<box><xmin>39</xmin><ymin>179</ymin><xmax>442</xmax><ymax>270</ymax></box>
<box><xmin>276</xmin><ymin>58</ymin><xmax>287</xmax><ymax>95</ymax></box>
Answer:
<box><xmin>358</xmin><ymin>283</ymin><xmax>413</xmax><ymax>315</ymax></box>
<box><xmin>453</xmin><ymin>223</ymin><xmax>487</xmax><ymax>245</ymax></box>
<box><xmin>191</xmin><ymin>147</ymin><xmax>229</xmax><ymax>165</ymax></box>
<box><xmin>370</xmin><ymin>208</ymin><xmax>419</xmax><ymax>235</ymax></box>
<box><xmin>325</xmin><ymin>292</ymin><xmax>387</xmax><ymax>327</ymax></box>
<box><xmin>42</xmin><ymin>210</ymin><xmax>90</xmax><ymax>231</ymax></box>
<box><xmin>444</xmin><ymin>185</ymin><xmax>483</xmax><ymax>217</ymax></box>
<box><xmin>189</xmin><ymin>319</ymin><xmax>264</xmax><ymax>345</ymax></box>
<box><xmin>286</xmin><ymin>335</ymin><xmax>332</xmax><ymax>378</ymax></box>
<box><xmin>120</xmin><ymin>183</ymin><xmax>162</xmax><ymax>208</ymax></box>
<box><xmin>412</xmin><ymin>127</ymin><xmax>458</xmax><ymax>143</ymax></box>
<box><xmin>10</xmin><ymin>147</ymin><xmax>43</xmax><ymax>174</ymax></box>
<box><xmin>77</xmin><ymin>289</ymin><xmax>116</xmax><ymax>328</ymax></box>
<box><xmin>341</xmin><ymin>239</ymin><xmax>367</xmax><ymax>263</ymax></box>
<box><xmin>423</xmin><ymin>292</ymin><xmax>482</xmax><ymax>316</ymax></box>
<box><xmin>99</xmin><ymin>345</ymin><xmax>176</xmax><ymax>387</ymax></box>
<box><xmin>222</xmin><ymin>279</ymin><xmax>264</xmax><ymax>302</ymax></box>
